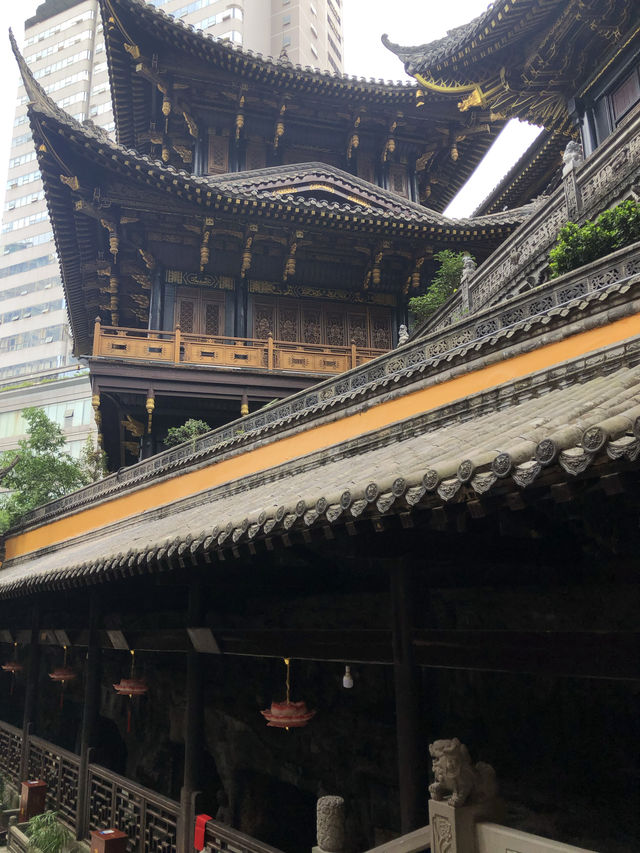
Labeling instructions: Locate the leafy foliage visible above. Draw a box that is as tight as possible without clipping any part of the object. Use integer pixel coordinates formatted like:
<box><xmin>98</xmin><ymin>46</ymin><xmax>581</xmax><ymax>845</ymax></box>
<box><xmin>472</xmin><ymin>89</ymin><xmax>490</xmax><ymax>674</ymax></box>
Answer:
<box><xmin>408</xmin><ymin>250</ymin><xmax>470</xmax><ymax>322</ymax></box>
<box><xmin>164</xmin><ymin>418</ymin><xmax>211</xmax><ymax>448</ymax></box>
<box><xmin>27</xmin><ymin>810</ymin><xmax>76</xmax><ymax>853</ymax></box>
<box><xmin>78</xmin><ymin>434</ymin><xmax>108</xmax><ymax>481</ymax></box>
<box><xmin>549</xmin><ymin>199</ymin><xmax>640</xmax><ymax>278</ymax></box>
<box><xmin>0</xmin><ymin>408</ymin><xmax>100</xmax><ymax>533</ymax></box>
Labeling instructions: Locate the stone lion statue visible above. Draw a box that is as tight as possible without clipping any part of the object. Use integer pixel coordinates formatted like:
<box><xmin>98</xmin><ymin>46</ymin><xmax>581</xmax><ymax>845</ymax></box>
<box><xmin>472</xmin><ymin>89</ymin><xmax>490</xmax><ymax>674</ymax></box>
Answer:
<box><xmin>461</xmin><ymin>254</ymin><xmax>476</xmax><ymax>282</ymax></box>
<box><xmin>562</xmin><ymin>140</ymin><xmax>583</xmax><ymax>174</ymax></box>
<box><xmin>429</xmin><ymin>738</ymin><xmax>497</xmax><ymax>807</ymax></box>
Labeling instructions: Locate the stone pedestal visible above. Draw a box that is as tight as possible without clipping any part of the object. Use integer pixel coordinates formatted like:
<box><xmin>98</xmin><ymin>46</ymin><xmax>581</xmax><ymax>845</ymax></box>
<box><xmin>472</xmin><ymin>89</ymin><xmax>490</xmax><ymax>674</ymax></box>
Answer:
<box><xmin>429</xmin><ymin>799</ymin><xmax>504</xmax><ymax>853</ymax></box>
<box><xmin>313</xmin><ymin>795</ymin><xmax>345</xmax><ymax>853</ymax></box>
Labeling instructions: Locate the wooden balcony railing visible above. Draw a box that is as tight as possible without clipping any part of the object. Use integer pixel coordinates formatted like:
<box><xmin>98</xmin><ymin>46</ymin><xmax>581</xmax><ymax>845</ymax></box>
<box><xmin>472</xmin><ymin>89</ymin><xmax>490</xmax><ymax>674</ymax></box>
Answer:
<box><xmin>92</xmin><ymin>320</ymin><xmax>385</xmax><ymax>375</ymax></box>
<box><xmin>0</xmin><ymin>717</ymin><xmax>287</xmax><ymax>853</ymax></box>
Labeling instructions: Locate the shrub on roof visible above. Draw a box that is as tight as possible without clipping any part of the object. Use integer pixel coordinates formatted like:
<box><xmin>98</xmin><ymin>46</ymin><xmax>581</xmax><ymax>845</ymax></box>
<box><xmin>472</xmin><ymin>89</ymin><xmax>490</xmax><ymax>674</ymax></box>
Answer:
<box><xmin>408</xmin><ymin>250</ymin><xmax>471</xmax><ymax>322</ymax></box>
<box><xmin>549</xmin><ymin>199</ymin><xmax>640</xmax><ymax>278</ymax></box>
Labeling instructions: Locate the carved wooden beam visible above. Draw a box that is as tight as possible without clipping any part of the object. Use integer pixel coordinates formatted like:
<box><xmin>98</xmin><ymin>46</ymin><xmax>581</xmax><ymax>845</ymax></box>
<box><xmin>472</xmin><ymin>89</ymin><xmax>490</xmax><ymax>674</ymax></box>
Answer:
<box><xmin>273</xmin><ymin>103</ymin><xmax>286</xmax><ymax>151</ymax></box>
<box><xmin>200</xmin><ymin>217</ymin><xmax>214</xmax><ymax>272</ymax></box>
<box><xmin>283</xmin><ymin>230</ymin><xmax>303</xmax><ymax>282</ymax></box>
<box><xmin>240</xmin><ymin>224</ymin><xmax>258</xmax><ymax>278</ymax></box>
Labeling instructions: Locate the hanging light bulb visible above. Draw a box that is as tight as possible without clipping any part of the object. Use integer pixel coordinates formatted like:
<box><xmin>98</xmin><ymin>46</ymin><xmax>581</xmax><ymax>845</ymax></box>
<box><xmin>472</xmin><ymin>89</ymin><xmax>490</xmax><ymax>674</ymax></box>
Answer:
<box><xmin>342</xmin><ymin>665</ymin><xmax>354</xmax><ymax>689</ymax></box>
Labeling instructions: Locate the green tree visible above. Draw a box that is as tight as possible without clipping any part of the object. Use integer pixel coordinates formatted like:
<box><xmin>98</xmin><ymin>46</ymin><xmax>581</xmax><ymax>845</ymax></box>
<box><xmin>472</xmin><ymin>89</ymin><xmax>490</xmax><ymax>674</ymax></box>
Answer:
<box><xmin>408</xmin><ymin>250</ymin><xmax>471</xmax><ymax>322</ymax></box>
<box><xmin>164</xmin><ymin>418</ymin><xmax>211</xmax><ymax>448</ymax></box>
<box><xmin>0</xmin><ymin>408</ymin><xmax>99</xmax><ymax>533</ymax></box>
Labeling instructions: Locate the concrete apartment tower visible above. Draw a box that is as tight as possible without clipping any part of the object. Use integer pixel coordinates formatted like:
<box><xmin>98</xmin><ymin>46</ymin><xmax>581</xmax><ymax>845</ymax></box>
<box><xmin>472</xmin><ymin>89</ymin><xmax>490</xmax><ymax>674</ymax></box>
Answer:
<box><xmin>0</xmin><ymin>0</ymin><xmax>344</xmax><ymax>456</ymax></box>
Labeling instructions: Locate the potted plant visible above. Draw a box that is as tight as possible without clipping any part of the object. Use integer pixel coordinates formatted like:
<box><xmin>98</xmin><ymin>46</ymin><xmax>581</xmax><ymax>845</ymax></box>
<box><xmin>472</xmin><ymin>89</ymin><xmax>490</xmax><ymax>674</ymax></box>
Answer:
<box><xmin>27</xmin><ymin>811</ymin><xmax>76</xmax><ymax>853</ymax></box>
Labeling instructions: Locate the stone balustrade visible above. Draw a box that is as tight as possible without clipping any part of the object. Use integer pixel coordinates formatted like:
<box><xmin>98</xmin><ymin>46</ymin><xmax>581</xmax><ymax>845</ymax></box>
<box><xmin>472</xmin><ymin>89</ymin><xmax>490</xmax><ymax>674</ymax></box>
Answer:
<box><xmin>423</xmin><ymin>107</ymin><xmax>640</xmax><ymax>333</ymax></box>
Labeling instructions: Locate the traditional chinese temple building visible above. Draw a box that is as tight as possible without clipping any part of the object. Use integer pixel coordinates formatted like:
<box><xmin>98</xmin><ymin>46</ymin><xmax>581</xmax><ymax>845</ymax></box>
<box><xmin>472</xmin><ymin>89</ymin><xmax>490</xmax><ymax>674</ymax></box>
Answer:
<box><xmin>10</xmin><ymin>0</ymin><xmax>540</xmax><ymax>469</ymax></box>
<box><xmin>0</xmin><ymin>2</ymin><xmax>639</xmax><ymax>853</ymax></box>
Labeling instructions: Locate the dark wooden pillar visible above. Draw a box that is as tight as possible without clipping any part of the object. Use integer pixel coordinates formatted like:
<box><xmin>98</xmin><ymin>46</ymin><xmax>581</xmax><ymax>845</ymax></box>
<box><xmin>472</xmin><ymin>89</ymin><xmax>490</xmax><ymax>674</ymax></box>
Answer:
<box><xmin>179</xmin><ymin>580</ymin><xmax>205</xmax><ymax>853</ymax></box>
<box><xmin>76</xmin><ymin>594</ymin><xmax>101</xmax><ymax>840</ymax></box>
<box><xmin>234</xmin><ymin>278</ymin><xmax>248</xmax><ymax>338</ymax></box>
<box><xmin>408</xmin><ymin>156</ymin><xmax>419</xmax><ymax>204</ymax></box>
<box><xmin>193</xmin><ymin>129</ymin><xmax>207</xmax><ymax>177</ymax></box>
<box><xmin>390</xmin><ymin>561</ymin><xmax>424</xmax><ymax>833</ymax></box>
<box><xmin>19</xmin><ymin>605</ymin><xmax>40</xmax><ymax>782</ymax></box>
<box><xmin>148</xmin><ymin>266</ymin><xmax>163</xmax><ymax>332</ymax></box>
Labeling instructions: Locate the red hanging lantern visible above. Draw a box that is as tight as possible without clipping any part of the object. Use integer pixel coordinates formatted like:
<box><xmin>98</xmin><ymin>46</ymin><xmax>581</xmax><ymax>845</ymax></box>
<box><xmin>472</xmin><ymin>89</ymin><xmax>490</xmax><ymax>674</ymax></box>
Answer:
<box><xmin>113</xmin><ymin>650</ymin><xmax>148</xmax><ymax>732</ymax></box>
<box><xmin>261</xmin><ymin>658</ymin><xmax>315</xmax><ymax>729</ymax></box>
<box><xmin>48</xmin><ymin>667</ymin><xmax>77</xmax><ymax>683</ymax></box>
<box><xmin>113</xmin><ymin>678</ymin><xmax>148</xmax><ymax>696</ymax></box>
<box><xmin>2</xmin><ymin>642</ymin><xmax>23</xmax><ymax>695</ymax></box>
<box><xmin>49</xmin><ymin>646</ymin><xmax>76</xmax><ymax>709</ymax></box>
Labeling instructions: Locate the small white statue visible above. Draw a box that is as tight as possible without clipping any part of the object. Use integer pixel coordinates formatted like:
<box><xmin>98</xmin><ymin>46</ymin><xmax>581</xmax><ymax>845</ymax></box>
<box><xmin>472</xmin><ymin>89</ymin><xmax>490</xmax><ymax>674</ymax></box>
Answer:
<box><xmin>397</xmin><ymin>324</ymin><xmax>410</xmax><ymax>346</ymax></box>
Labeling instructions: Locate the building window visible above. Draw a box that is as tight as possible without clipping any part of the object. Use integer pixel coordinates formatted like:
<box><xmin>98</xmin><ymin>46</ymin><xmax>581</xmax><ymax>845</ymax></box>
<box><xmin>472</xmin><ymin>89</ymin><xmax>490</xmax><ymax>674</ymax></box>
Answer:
<box><xmin>328</xmin><ymin>33</ymin><xmax>341</xmax><ymax>57</ymax></box>
<box><xmin>283</xmin><ymin>13</ymin><xmax>291</xmax><ymax>25</ymax></box>
<box><xmin>310</xmin><ymin>44</ymin><xmax>318</xmax><ymax>59</ymax></box>
<box><xmin>310</xmin><ymin>23</ymin><xmax>318</xmax><ymax>38</ymax></box>
<box><xmin>283</xmin><ymin>34</ymin><xmax>292</xmax><ymax>47</ymax></box>
<box><xmin>220</xmin><ymin>29</ymin><xmax>242</xmax><ymax>43</ymax></box>
<box><xmin>611</xmin><ymin>68</ymin><xmax>640</xmax><ymax>124</ymax></box>
<box><xmin>310</xmin><ymin>2</ymin><xmax>317</xmax><ymax>15</ymax></box>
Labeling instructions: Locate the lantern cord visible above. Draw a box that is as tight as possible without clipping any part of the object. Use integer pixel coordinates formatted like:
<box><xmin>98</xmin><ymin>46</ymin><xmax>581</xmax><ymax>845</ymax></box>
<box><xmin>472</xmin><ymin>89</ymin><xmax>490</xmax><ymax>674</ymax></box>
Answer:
<box><xmin>284</xmin><ymin>657</ymin><xmax>290</xmax><ymax>704</ymax></box>
<box><xmin>127</xmin><ymin>704</ymin><xmax>132</xmax><ymax>734</ymax></box>
<box><xmin>63</xmin><ymin>645</ymin><xmax>68</xmax><ymax>667</ymax></box>
<box><xmin>130</xmin><ymin>649</ymin><xmax>135</xmax><ymax>679</ymax></box>
<box><xmin>60</xmin><ymin>683</ymin><xmax>65</xmax><ymax>711</ymax></box>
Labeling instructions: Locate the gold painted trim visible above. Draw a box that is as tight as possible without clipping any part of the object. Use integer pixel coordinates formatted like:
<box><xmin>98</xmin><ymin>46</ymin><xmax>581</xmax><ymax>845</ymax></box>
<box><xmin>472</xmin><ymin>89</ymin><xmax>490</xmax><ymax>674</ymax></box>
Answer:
<box><xmin>414</xmin><ymin>71</ymin><xmax>482</xmax><ymax>97</ymax></box>
<box><xmin>270</xmin><ymin>184</ymin><xmax>371</xmax><ymax>207</ymax></box>
<box><xmin>579</xmin><ymin>23</ymin><xmax>640</xmax><ymax>97</ymax></box>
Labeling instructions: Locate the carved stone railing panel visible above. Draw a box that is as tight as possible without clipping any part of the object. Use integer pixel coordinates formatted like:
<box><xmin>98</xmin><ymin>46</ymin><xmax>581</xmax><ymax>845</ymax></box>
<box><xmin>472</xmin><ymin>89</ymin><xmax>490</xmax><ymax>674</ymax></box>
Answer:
<box><xmin>423</xmin><ymin>109</ymin><xmax>640</xmax><ymax>332</ymax></box>
<box><xmin>0</xmin><ymin>720</ymin><xmax>22</xmax><ymax>787</ymax></box>
<box><xmin>27</xmin><ymin>736</ymin><xmax>80</xmax><ymax>828</ymax></box>
<box><xmin>87</xmin><ymin>764</ymin><xmax>178</xmax><ymax>853</ymax></box>
<box><xmin>14</xmin><ymin>241</ymin><xmax>640</xmax><ymax>533</ymax></box>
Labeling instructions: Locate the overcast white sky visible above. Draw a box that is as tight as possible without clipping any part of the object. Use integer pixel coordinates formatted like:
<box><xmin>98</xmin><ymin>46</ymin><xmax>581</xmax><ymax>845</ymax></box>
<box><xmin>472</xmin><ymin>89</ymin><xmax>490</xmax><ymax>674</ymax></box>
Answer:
<box><xmin>0</xmin><ymin>0</ymin><xmax>541</xmax><ymax>216</ymax></box>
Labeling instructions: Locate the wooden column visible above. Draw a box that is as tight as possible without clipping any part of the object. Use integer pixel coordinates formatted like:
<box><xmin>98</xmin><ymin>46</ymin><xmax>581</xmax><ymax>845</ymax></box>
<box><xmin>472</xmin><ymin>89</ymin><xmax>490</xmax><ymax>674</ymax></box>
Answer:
<box><xmin>234</xmin><ymin>277</ymin><xmax>248</xmax><ymax>338</ymax></box>
<box><xmin>148</xmin><ymin>266</ymin><xmax>163</xmax><ymax>332</ymax></box>
<box><xmin>390</xmin><ymin>561</ymin><xmax>424</xmax><ymax>833</ymax></box>
<box><xmin>19</xmin><ymin>605</ymin><xmax>40</xmax><ymax>782</ymax></box>
<box><xmin>193</xmin><ymin>129</ymin><xmax>208</xmax><ymax>177</ymax></box>
<box><xmin>179</xmin><ymin>580</ymin><xmax>205</xmax><ymax>853</ymax></box>
<box><xmin>76</xmin><ymin>593</ymin><xmax>101</xmax><ymax>840</ymax></box>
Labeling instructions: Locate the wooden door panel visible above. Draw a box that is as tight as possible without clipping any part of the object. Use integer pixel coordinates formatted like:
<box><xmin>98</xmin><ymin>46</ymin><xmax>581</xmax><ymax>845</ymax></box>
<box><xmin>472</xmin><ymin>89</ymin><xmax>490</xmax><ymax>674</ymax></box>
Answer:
<box><xmin>204</xmin><ymin>301</ymin><xmax>221</xmax><ymax>336</ymax></box>
<box><xmin>371</xmin><ymin>312</ymin><xmax>392</xmax><ymax>350</ymax></box>
<box><xmin>278</xmin><ymin>304</ymin><xmax>299</xmax><ymax>342</ymax></box>
<box><xmin>176</xmin><ymin>289</ymin><xmax>224</xmax><ymax>336</ymax></box>
<box><xmin>347</xmin><ymin>312</ymin><xmax>367</xmax><ymax>347</ymax></box>
<box><xmin>177</xmin><ymin>298</ymin><xmax>195</xmax><ymax>333</ymax></box>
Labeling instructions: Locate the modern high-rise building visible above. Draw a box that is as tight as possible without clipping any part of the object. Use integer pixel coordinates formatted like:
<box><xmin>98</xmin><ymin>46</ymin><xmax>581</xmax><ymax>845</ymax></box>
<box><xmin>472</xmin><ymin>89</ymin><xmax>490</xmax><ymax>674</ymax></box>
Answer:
<box><xmin>0</xmin><ymin>0</ymin><xmax>344</xmax><ymax>455</ymax></box>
